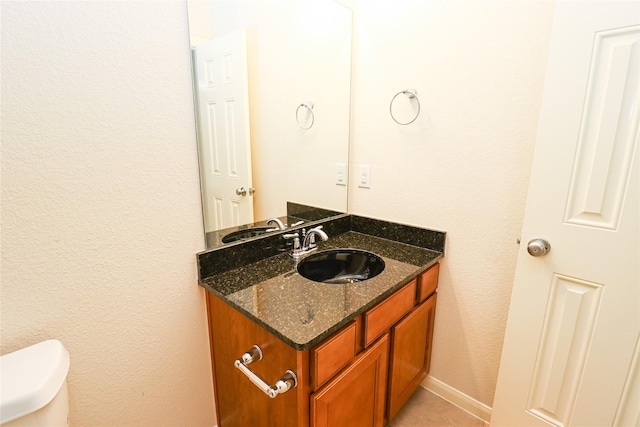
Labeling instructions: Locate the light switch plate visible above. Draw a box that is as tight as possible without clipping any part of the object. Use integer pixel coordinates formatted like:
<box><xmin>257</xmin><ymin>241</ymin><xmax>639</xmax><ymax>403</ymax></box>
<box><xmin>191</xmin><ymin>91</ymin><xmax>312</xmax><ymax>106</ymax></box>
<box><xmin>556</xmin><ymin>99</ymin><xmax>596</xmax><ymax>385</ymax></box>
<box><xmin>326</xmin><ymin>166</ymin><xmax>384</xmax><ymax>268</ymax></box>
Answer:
<box><xmin>358</xmin><ymin>165</ymin><xmax>371</xmax><ymax>188</ymax></box>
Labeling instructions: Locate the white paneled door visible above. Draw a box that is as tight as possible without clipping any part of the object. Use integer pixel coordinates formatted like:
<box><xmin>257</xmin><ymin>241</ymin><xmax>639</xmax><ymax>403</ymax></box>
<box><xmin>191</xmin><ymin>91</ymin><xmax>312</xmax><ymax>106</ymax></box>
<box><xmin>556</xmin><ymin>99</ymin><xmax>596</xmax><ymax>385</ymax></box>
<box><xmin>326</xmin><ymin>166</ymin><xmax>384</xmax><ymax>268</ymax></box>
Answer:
<box><xmin>193</xmin><ymin>31</ymin><xmax>253</xmax><ymax>232</ymax></box>
<box><xmin>492</xmin><ymin>2</ymin><xmax>639</xmax><ymax>426</ymax></box>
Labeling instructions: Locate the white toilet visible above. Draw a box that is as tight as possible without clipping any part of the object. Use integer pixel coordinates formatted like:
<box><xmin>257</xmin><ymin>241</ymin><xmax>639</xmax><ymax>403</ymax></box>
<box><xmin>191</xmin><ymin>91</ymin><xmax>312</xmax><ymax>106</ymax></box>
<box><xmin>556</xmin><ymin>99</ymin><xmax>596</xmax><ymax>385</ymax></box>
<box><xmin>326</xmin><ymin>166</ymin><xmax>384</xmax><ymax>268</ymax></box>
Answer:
<box><xmin>0</xmin><ymin>340</ymin><xmax>70</xmax><ymax>426</ymax></box>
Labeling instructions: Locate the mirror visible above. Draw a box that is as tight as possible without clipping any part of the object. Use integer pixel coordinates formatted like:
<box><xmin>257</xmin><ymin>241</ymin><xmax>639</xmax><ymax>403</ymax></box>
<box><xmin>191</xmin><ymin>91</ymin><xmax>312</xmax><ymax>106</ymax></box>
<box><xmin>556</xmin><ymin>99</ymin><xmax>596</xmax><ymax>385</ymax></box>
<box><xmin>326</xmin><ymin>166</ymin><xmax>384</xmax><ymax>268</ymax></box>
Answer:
<box><xmin>187</xmin><ymin>0</ymin><xmax>352</xmax><ymax>248</ymax></box>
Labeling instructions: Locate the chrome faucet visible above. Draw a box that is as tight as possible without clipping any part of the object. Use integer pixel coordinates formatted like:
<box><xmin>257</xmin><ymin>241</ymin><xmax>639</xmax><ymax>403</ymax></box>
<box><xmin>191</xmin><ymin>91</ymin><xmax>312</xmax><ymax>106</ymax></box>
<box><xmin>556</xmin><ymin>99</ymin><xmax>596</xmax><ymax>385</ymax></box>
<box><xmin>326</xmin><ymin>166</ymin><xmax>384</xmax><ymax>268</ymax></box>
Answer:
<box><xmin>267</xmin><ymin>218</ymin><xmax>304</xmax><ymax>231</ymax></box>
<box><xmin>267</xmin><ymin>218</ymin><xmax>286</xmax><ymax>230</ymax></box>
<box><xmin>283</xmin><ymin>226</ymin><xmax>328</xmax><ymax>259</ymax></box>
<box><xmin>303</xmin><ymin>226</ymin><xmax>328</xmax><ymax>250</ymax></box>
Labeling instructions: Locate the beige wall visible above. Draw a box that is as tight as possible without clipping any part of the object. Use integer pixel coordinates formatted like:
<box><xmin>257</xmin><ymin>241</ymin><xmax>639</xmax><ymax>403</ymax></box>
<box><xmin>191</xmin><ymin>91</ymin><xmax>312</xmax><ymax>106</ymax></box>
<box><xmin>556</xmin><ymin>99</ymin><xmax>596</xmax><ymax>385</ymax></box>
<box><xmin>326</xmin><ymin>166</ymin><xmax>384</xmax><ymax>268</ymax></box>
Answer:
<box><xmin>349</xmin><ymin>0</ymin><xmax>555</xmax><ymax>407</ymax></box>
<box><xmin>1</xmin><ymin>1</ymin><xmax>215</xmax><ymax>426</ymax></box>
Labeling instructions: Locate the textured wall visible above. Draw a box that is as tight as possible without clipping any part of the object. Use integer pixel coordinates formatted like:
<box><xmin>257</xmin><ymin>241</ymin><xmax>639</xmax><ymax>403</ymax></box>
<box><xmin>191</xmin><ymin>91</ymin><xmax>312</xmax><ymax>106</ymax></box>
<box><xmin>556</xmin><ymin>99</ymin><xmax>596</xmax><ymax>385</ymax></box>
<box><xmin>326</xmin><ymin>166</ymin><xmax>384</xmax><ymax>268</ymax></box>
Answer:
<box><xmin>1</xmin><ymin>1</ymin><xmax>215</xmax><ymax>425</ymax></box>
<box><xmin>349</xmin><ymin>1</ymin><xmax>555</xmax><ymax>406</ymax></box>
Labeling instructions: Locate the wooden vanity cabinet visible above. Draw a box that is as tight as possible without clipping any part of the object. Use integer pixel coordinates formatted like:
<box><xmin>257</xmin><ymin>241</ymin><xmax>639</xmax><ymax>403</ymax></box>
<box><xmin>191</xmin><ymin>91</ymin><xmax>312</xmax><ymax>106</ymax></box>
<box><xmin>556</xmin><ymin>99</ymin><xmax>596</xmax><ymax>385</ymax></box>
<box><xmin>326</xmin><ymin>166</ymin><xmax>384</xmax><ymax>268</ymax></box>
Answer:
<box><xmin>205</xmin><ymin>262</ymin><xmax>439</xmax><ymax>427</ymax></box>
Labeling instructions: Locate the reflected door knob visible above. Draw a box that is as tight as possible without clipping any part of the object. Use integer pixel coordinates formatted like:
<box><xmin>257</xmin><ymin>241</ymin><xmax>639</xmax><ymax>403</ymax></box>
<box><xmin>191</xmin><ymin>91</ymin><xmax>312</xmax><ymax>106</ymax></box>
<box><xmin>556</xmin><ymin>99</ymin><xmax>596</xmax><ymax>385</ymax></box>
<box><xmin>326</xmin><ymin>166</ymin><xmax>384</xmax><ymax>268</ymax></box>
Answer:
<box><xmin>527</xmin><ymin>238</ymin><xmax>551</xmax><ymax>257</ymax></box>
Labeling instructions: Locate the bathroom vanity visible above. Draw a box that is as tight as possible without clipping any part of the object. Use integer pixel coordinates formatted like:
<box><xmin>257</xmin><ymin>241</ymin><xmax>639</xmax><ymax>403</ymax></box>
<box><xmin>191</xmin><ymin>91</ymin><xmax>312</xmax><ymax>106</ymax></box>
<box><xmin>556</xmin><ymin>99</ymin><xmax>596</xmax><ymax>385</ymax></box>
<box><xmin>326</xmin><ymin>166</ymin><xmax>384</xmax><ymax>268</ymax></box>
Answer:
<box><xmin>198</xmin><ymin>215</ymin><xmax>445</xmax><ymax>427</ymax></box>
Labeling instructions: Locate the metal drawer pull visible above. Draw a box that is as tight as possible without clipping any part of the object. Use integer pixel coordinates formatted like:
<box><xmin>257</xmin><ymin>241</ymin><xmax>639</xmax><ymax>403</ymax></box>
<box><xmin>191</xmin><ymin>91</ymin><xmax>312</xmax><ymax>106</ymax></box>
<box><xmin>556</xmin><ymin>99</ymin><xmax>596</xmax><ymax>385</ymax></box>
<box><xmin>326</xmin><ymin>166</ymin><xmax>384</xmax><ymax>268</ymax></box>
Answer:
<box><xmin>234</xmin><ymin>345</ymin><xmax>298</xmax><ymax>398</ymax></box>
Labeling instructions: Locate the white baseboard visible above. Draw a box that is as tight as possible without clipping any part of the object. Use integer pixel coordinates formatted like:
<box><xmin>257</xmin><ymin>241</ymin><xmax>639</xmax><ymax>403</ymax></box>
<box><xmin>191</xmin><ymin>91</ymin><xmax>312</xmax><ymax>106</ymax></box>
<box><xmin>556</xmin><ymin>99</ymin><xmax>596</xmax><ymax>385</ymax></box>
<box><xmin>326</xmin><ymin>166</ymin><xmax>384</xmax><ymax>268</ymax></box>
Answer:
<box><xmin>422</xmin><ymin>375</ymin><xmax>492</xmax><ymax>424</ymax></box>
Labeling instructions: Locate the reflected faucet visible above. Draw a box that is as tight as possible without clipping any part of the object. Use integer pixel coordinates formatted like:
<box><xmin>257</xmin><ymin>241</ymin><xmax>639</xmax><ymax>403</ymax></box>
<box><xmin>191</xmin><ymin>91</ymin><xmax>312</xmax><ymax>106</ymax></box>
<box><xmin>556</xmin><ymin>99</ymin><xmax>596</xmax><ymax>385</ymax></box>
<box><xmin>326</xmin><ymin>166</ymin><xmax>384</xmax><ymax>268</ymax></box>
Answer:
<box><xmin>267</xmin><ymin>218</ymin><xmax>286</xmax><ymax>230</ymax></box>
<box><xmin>267</xmin><ymin>218</ymin><xmax>304</xmax><ymax>231</ymax></box>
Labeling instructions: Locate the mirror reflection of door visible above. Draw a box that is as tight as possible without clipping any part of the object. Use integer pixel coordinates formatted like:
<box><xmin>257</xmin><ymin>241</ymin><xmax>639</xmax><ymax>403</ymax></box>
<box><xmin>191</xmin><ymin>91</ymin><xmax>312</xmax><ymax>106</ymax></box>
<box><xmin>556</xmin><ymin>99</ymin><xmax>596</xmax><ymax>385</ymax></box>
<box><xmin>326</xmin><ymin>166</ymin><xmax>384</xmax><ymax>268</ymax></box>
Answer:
<box><xmin>193</xmin><ymin>31</ymin><xmax>254</xmax><ymax>232</ymax></box>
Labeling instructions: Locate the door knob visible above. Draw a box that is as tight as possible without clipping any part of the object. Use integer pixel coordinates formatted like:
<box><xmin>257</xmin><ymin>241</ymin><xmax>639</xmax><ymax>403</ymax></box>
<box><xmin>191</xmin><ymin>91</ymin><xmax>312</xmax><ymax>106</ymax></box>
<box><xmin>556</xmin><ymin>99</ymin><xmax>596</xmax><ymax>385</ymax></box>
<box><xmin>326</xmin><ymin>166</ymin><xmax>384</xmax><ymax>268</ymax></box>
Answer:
<box><xmin>236</xmin><ymin>187</ymin><xmax>255</xmax><ymax>196</ymax></box>
<box><xmin>527</xmin><ymin>238</ymin><xmax>551</xmax><ymax>257</ymax></box>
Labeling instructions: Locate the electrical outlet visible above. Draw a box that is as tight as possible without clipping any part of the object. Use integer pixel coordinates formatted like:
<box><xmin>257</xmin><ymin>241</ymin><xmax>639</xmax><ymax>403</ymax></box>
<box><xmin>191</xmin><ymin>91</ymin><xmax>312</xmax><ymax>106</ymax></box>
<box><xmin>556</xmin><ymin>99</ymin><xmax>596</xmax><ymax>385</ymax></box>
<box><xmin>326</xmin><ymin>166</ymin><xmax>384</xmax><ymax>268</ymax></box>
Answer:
<box><xmin>336</xmin><ymin>163</ymin><xmax>347</xmax><ymax>186</ymax></box>
<box><xmin>358</xmin><ymin>165</ymin><xmax>371</xmax><ymax>188</ymax></box>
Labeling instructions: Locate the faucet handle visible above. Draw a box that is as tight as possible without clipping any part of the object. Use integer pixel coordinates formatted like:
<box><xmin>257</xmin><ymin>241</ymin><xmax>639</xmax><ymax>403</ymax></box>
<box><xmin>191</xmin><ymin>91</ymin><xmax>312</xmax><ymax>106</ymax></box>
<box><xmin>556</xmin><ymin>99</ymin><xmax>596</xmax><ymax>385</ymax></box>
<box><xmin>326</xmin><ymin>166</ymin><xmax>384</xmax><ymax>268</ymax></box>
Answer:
<box><xmin>283</xmin><ymin>232</ymin><xmax>300</xmax><ymax>250</ymax></box>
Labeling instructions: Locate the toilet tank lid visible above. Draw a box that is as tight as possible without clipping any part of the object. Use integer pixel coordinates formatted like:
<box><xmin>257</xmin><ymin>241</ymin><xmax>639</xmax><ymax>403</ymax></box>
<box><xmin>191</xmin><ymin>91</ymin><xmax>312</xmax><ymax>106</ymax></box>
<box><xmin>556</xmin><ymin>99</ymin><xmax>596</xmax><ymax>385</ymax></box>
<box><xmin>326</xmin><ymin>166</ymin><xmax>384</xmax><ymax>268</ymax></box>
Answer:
<box><xmin>0</xmin><ymin>339</ymin><xmax>70</xmax><ymax>424</ymax></box>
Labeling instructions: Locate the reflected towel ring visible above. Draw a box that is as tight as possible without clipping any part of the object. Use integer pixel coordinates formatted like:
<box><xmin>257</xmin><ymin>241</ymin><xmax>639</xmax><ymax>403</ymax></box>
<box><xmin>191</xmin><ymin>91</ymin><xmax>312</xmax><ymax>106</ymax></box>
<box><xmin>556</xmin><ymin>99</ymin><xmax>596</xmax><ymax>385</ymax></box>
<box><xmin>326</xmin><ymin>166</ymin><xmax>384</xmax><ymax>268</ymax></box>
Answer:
<box><xmin>389</xmin><ymin>89</ymin><xmax>420</xmax><ymax>125</ymax></box>
<box><xmin>296</xmin><ymin>102</ymin><xmax>315</xmax><ymax>130</ymax></box>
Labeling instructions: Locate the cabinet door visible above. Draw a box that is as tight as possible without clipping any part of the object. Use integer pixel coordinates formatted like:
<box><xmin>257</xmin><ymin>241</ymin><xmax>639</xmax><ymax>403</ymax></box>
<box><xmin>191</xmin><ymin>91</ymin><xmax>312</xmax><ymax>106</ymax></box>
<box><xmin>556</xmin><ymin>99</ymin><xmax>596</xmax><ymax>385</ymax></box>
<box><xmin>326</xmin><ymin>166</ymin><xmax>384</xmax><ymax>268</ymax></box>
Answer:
<box><xmin>387</xmin><ymin>293</ymin><xmax>437</xmax><ymax>421</ymax></box>
<box><xmin>311</xmin><ymin>334</ymin><xmax>389</xmax><ymax>427</ymax></box>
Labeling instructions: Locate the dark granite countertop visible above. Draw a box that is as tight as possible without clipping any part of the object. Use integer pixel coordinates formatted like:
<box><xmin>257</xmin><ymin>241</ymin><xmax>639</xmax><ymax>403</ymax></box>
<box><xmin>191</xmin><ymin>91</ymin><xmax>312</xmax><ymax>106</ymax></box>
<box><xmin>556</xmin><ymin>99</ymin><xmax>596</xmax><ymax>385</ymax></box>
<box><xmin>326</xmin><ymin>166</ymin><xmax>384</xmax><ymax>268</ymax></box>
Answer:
<box><xmin>199</xmin><ymin>231</ymin><xmax>443</xmax><ymax>350</ymax></box>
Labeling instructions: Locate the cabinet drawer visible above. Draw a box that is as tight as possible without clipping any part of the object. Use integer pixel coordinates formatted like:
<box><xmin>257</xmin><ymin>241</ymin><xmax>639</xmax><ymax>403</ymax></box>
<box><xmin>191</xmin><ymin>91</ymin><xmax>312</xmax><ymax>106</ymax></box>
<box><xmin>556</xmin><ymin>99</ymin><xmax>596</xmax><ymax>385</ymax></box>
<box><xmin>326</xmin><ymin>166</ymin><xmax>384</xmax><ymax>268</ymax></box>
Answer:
<box><xmin>363</xmin><ymin>280</ymin><xmax>416</xmax><ymax>347</ymax></box>
<box><xmin>312</xmin><ymin>321</ymin><xmax>358</xmax><ymax>389</ymax></box>
<box><xmin>418</xmin><ymin>263</ymin><xmax>439</xmax><ymax>302</ymax></box>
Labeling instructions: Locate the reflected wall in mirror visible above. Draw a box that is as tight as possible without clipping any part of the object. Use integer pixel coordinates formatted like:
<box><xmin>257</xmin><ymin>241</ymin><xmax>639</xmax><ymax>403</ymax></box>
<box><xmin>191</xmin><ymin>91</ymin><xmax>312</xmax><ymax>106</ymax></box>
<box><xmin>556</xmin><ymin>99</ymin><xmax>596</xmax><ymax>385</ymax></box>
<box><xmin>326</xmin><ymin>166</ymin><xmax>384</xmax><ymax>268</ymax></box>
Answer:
<box><xmin>187</xmin><ymin>0</ymin><xmax>352</xmax><ymax>248</ymax></box>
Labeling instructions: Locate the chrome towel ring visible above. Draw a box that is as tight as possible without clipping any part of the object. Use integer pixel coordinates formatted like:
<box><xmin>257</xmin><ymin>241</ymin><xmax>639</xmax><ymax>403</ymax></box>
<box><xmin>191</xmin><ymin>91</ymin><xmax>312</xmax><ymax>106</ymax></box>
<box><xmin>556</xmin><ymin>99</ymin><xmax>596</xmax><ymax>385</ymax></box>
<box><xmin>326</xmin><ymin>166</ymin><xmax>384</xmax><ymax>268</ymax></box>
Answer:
<box><xmin>296</xmin><ymin>102</ymin><xmax>315</xmax><ymax>130</ymax></box>
<box><xmin>390</xmin><ymin>89</ymin><xmax>420</xmax><ymax>125</ymax></box>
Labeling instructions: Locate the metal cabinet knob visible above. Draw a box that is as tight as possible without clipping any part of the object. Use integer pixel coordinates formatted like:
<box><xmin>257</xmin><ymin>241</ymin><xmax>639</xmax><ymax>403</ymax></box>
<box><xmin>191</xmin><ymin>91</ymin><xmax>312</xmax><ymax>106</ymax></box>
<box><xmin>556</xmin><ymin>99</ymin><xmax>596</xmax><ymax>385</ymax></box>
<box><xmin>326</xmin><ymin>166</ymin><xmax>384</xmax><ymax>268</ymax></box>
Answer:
<box><xmin>527</xmin><ymin>238</ymin><xmax>551</xmax><ymax>257</ymax></box>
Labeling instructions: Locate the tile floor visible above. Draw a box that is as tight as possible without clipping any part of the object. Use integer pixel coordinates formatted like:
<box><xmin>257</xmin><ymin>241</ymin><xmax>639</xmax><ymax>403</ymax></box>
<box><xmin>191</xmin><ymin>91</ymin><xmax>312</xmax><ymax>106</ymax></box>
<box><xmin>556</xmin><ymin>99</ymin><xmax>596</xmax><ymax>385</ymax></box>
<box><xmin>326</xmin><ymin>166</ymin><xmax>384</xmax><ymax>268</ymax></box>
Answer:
<box><xmin>389</xmin><ymin>387</ymin><xmax>487</xmax><ymax>427</ymax></box>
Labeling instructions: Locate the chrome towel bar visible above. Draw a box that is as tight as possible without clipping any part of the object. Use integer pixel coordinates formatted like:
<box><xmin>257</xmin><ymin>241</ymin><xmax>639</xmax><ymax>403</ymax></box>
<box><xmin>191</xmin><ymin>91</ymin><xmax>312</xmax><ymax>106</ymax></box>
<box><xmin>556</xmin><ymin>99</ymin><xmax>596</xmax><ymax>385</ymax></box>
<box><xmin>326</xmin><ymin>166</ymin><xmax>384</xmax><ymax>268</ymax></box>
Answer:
<box><xmin>234</xmin><ymin>345</ymin><xmax>298</xmax><ymax>398</ymax></box>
